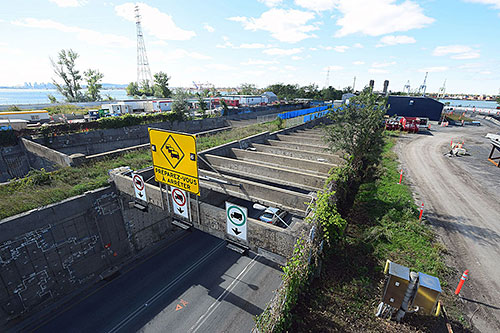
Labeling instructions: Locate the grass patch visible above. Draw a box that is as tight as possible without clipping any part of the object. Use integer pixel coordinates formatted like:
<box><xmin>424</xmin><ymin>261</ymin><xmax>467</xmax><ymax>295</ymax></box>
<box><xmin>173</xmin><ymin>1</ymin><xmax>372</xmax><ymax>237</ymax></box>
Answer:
<box><xmin>445</xmin><ymin>113</ymin><xmax>473</xmax><ymax>122</ymax></box>
<box><xmin>0</xmin><ymin>119</ymin><xmax>284</xmax><ymax>220</ymax></box>
<box><xmin>289</xmin><ymin>135</ymin><xmax>470</xmax><ymax>332</ymax></box>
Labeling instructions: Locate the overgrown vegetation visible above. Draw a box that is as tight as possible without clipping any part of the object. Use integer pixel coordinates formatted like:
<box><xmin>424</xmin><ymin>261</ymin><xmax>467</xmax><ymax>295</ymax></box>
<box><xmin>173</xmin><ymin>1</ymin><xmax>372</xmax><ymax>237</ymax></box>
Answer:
<box><xmin>288</xmin><ymin>136</ymin><xmax>468</xmax><ymax>332</ymax></box>
<box><xmin>0</xmin><ymin>119</ymin><xmax>284</xmax><ymax>220</ymax></box>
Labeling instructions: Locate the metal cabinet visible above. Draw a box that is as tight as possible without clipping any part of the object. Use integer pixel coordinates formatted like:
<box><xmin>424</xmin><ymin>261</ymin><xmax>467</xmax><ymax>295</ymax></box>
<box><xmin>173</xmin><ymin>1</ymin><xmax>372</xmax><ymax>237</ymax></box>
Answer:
<box><xmin>382</xmin><ymin>261</ymin><xmax>410</xmax><ymax>309</ymax></box>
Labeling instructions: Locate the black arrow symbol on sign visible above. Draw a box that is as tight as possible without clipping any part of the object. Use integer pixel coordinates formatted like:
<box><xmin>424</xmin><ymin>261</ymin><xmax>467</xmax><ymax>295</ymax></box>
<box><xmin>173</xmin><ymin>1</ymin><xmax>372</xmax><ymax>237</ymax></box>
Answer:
<box><xmin>178</xmin><ymin>207</ymin><xmax>184</xmax><ymax>214</ymax></box>
<box><xmin>232</xmin><ymin>228</ymin><xmax>241</xmax><ymax>235</ymax></box>
<box><xmin>135</xmin><ymin>179</ymin><xmax>142</xmax><ymax>186</ymax></box>
<box><xmin>138</xmin><ymin>192</ymin><xmax>143</xmax><ymax>198</ymax></box>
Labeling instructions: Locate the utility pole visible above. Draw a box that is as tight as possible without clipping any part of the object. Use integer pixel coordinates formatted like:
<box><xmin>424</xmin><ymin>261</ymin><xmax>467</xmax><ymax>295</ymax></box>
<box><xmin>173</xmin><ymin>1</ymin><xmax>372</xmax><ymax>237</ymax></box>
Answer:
<box><xmin>135</xmin><ymin>5</ymin><xmax>153</xmax><ymax>86</ymax></box>
<box><xmin>352</xmin><ymin>76</ymin><xmax>356</xmax><ymax>92</ymax></box>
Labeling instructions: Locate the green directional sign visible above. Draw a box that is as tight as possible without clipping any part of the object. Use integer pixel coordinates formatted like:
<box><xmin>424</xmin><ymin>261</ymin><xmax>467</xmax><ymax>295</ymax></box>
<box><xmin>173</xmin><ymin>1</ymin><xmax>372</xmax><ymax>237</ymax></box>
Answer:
<box><xmin>226</xmin><ymin>202</ymin><xmax>247</xmax><ymax>241</ymax></box>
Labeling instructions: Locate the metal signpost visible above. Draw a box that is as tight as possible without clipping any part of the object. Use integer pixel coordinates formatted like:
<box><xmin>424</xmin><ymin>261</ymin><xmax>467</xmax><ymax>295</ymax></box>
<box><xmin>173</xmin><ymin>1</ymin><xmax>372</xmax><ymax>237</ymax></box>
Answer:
<box><xmin>149</xmin><ymin>128</ymin><xmax>200</xmax><ymax>196</ymax></box>
<box><xmin>171</xmin><ymin>187</ymin><xmax>189</xmax><ymax>219</ymax></box>
<box><xmin>226</xmin><ymin>202</ymin><xmax>248</xmax><ymax>242</ymax></box>
<box><xmin>132</xmin><ymin>173</ymin><xmax>147</xmax><ymax>202</ymax></box>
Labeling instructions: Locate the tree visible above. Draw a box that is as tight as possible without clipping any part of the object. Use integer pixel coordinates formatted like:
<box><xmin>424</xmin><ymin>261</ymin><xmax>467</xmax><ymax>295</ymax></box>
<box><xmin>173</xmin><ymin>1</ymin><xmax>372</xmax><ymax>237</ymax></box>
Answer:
<box><xmin>139</xmin><ymin>80</ymin><xmax>154</xmax><ymax>97</ymax></box>
<box><xmin>197</xmin><ymin>93</ymin><xmax>208</xmax><ymax>118</ymax></box>
<box><xmin>172</xmin><ymin>89</ymin><xmax>190</xmax><ymax>120</ymax></box>
<box><xmin>126</xmin><ymin>82</ymin><xmax>139</xmax><ymax>96</ymax></box>
<box><xmin>238</xmin><ymin>83</ymin><xmax>258</xmax><ymax>95</ymax></box>
<box><xmin>51</xmin><ymin>49</ymin><xmax>84</xmax><ymax>102</ymax></box>
<box><xmin>84</xmin><ymin>69</ymin><xmax>104</xmax><ymax>101</ymax></box>
<box><xmin>153</xmin><ymin>72</ymin><xmax>171</xmax><ymax>98</ymax></box>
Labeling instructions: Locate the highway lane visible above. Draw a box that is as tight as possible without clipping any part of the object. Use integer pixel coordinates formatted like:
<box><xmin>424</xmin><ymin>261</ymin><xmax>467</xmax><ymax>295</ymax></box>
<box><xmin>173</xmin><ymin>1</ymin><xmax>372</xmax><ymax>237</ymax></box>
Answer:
<box><xmin>28</xmin><ymin>230</ymin><xmax>282</xmax><ymax>333</ymax></box>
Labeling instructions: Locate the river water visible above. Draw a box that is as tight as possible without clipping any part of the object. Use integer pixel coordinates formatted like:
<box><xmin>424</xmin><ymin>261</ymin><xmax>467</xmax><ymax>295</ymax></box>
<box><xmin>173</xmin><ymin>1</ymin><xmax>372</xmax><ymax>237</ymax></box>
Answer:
<box><xmin>439</xmin><ymin>99</ymin><xmax>498</xmax><ymax>109</ymax></box>
<box><xmin>0</xmin><ymin>88</ymin><xmax>129</xmax><ymax>105</ymax></box>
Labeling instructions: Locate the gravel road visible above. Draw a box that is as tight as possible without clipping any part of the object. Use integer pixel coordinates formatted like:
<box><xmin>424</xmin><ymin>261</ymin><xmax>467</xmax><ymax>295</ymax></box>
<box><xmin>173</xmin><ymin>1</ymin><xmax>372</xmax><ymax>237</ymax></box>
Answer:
<box><xmin>396</xmin><ymin>119</ymin><xmax>500</xmax><ymax>333</ymax></box>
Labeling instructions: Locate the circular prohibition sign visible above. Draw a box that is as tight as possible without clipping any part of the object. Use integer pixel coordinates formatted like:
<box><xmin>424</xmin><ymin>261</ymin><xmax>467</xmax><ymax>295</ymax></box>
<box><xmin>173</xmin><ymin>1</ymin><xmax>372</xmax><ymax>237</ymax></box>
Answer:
<box><xmin>172</xmin><ymin>188</ymin><xmax>186</xmax><ymax>207</ymax></box>
<box><xmin>133</xmin><ymin>175</ymin><xmax>144</xmax><ymax>191</ymax></box>
<box><xmin>227</xmin><ymin>206</ymin><xmax>246</xmax><ymax>226</ymax></box>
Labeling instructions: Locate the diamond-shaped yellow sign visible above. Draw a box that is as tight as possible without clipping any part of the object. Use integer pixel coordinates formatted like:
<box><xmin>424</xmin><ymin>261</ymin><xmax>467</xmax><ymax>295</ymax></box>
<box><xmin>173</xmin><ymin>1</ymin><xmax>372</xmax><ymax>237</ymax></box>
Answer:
<box><xmin>161</xmin><ymin>135</ymin><xmax>185</xmax><ymax>169</ymax></box>
<box><xmin>149</xmin><ymin>128</ymin><xmax>199</xmax><ymax>195</ymax></box>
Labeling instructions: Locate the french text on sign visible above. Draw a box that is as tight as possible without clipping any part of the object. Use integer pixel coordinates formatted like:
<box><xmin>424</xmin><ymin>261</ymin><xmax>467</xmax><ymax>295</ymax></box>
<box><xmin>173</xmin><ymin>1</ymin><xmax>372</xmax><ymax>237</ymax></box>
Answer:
<box><xmin>149</xmin><ymin>128</ymin><xmax>200</xmax><ymax>196</ymax></box>
<box><xmin>226</xmin><ymin>202</ymin><xmax>248</xmax><ymax>242</ymax></box>
<box><xmin>171</xmin><ymin>187</ymin><xmax>189</xmax><ymax>219</ymax></box>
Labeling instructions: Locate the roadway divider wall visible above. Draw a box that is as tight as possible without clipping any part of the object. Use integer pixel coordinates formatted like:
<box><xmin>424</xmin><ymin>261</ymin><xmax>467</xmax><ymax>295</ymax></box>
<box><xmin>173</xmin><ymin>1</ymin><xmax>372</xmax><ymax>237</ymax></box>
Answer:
<box><xmin>277</xmin><ymin>106</ymin><xmax>329</xmax><ymax>120</ymax></box>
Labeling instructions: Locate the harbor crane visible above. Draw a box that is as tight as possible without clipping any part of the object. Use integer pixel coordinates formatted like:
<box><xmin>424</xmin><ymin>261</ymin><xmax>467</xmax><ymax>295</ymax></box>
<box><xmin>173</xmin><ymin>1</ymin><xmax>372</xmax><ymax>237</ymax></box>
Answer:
<box><xmin>403</xmin><ymin>80</ymin><xmax>411</xmax><ymax>95</ymax></box>
<box><xmin>417</xmin><ymin>72</ymin><xmax>428</xmax><ymax>97</ymax></box>
<box><xmin>438</xmin><ymin>79</ymin><xmax>447</xmax><ymax>99</ymax></box>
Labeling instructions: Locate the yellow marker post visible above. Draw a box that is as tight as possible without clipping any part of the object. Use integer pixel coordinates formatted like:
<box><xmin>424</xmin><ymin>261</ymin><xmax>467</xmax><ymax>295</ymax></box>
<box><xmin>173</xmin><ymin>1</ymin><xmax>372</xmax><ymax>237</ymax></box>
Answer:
<box><xmin>149</xmin><ymin>128</ymin><xmax>200</xmax><ymax>196</ymax></box>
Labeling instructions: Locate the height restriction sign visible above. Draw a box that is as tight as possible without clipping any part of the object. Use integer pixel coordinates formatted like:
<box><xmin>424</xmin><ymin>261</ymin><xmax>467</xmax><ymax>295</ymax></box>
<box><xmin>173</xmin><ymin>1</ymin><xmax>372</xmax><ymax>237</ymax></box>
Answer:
<box><xmin>149</xmin><ymin>128</ymin><xmax>200</xmax><ymax>196</ymax></box>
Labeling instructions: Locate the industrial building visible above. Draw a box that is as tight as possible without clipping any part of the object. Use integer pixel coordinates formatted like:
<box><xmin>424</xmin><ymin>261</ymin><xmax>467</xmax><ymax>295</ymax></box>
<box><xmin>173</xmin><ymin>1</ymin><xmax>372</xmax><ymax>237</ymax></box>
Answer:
<box><xmin>387</xmin><ymin>96</ymin><xmax>444</xmax><ymax>121</ymax></box>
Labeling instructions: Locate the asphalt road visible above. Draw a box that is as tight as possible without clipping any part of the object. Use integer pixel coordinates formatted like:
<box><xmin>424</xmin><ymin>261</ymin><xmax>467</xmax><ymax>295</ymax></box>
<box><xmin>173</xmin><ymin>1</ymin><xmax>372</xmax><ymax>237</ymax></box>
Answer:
<box><xmin>26</xmin><ymin>230</ymin><xmax>282</xmax><ymax>333</ymax></box>
<box><xmin>396</xmin><ymin>120</ymin><xmax>500</xmax><ymax>332</ymax></box>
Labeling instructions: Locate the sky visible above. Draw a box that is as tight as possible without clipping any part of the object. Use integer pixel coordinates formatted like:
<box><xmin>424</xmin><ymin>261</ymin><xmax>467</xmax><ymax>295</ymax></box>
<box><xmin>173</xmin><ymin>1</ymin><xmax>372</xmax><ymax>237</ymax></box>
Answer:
<box><xmin>1</xmin><ymin>0</ymin><xmax>500</xmax><ymax>94</ymax></box>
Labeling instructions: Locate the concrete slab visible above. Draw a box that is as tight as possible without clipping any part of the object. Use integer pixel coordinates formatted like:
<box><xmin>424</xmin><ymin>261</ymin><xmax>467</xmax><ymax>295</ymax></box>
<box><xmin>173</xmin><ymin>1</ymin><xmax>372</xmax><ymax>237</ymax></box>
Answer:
<box><xmin>267</xmin><ymin>139</ymin><xmax>330</xmax><ymax>154</ymax></box>
<box><xmin>203</xmin><ymin>154</ymin><xmax>326</xmax><ymax>191</ymax></box>
<box><xmin>199</xmin><ymin>170</ymin><xmax>310</xmax><ymax>215</ymax></box>
<box><xmin>230</xmin><ymin>148</ymin><xmax>334</xmax><ymax>175</ymax></box>
<box><xmin>276</xmin><ymin>134</ymin><xmax>327</xmax><ymax>146</ymax></box>
<box><xmin>251</xmin><ymin>143</ymin><xmax>342</xmax><ymax>164</ymax></box>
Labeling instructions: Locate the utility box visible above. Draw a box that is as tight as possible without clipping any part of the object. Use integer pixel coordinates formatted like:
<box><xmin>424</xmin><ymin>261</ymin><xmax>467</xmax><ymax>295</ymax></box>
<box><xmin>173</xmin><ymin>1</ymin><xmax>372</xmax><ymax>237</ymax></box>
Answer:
<box><xmin>412</xmin><ymin>272</ymin><xmax>442</xmax><ymax>315</ymax></box>
<box><xmin>383</xmin><ymin>261</ymin><xmax>410</xmax><ymax>309</ymax></box>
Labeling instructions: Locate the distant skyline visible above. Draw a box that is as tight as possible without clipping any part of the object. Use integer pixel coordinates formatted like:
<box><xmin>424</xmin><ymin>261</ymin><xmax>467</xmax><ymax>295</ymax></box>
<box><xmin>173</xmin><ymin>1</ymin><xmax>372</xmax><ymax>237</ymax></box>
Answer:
<box><xmin>1</xmin><ymin>0</ymin><xmax>500</xmax><ymax>94</ymax></box>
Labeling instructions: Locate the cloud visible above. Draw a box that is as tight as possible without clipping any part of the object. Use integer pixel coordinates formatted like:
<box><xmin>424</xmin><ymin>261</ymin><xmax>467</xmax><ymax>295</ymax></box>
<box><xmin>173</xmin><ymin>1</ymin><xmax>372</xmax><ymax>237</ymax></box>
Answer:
<box><xmin>353</xmin><ymin>43</ymin><xmax>363</xmax><ymax>48</ymax></box>
<box><xmin>49</xmin><ymin>0</ymin><xmax>87</xmax><ymax>7</ymax></box>
<box><xmin>115</xmin><ymin>3</ymin><xmax>195</xmax><ymax>41</ymax></box>
<box><xmin>353</xmin><ymin>61</ymin><xmax>365</xmax><ymax>65</ymax></box>
<box><xmin>369</xmin><ymin>68</ymin><xmax>389</xmax><ymax>74</ymax></box>
<box><xmin>419</xmin><ymin>66</ymin><xmax>448</xmax><ymax>73</ymax></box>
<box><xmin>372</xmin><ymin>61</ymin><xmax>396</xmax><ymax>68</ymax></box>
<box><xmin>291</xmin><ymin>56</ymin><xmax>303</xmax><ymax>60</ymax></box>
<box><xmin>334</xmin><ymin>45</ymin><xmax>349</xmax><ymax>52</ymax></box>
<box><xmin>295</xmin><ymin>0</ymin><xmax>336</xmax><ymax>11</ymax></box>
<box><xmin>285</xmin><ymin>65</ymin><xmax>297</xmax><ymax>71</ymax></box>
<box><xmin>239</xmin><ymin>43</ymin><xmax>267</xmax><ymax>49</ymax></box>
<box><xmin>464</xmin><ymin>0</ymin><xmax>500</xmax><ymax>9</ymax></box>
<box><xmin>241</xmin><ymin>59</ymin><xmax>279</xmax><ymax>65</ymax></box>
<box><xmin>206</xmin><ymin>63</ymin><xmax>236</xmax><ymax>71</ymax></box>
<box><xmin>263</xmin><ymin>47</ymin><xmax>303</xmax><ymax>55</ymax></box>
<box><xmin>228</xmin><ymin>8</ymin><xmax>319</xmax><ymax>43</ymax></box>
<box><xmin>333</xmin><ymin>0</ymin><xmax>434</xmax><ymax>37</ymax></box>
<box><xmin>203</xmin><ymin>23</ymin><xmax>215</xmax><ymax>32</ymax></box>
<box><xmin>12</xmin><ymin>18</ymin><xmax>134</xmax><ymax>47</ymax></box>
<box><xmin>324</xmin><ymin>65</ymin><xmax>344</xmax><ymax>71</ymax></box>
<box><xmin>151</xmin><ymin>49</ymin><xmax>212</xmax><ymax>62</ymax></box>
<box><xmin>433</xmin><ymin>45</ymin><xmax>480</xmax><ymax>59</ymax></box>
<box><xmin>309</xmin><ymin>47</ymin><xmax>318</xmax><ymax>51</ymax></box>
<box><xmin>376</xmin><ymin>35</ymin><xmax>416</xmax><ymax>47</ymax></box>
<box><xmin>258</xmin><ymin>0</ymin><xmax>284</xmax><ymax>7</ymax></box>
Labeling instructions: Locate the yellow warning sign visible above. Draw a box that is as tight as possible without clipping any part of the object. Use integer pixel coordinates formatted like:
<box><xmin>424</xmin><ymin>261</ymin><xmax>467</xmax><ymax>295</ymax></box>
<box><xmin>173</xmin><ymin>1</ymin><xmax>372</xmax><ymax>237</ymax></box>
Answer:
<box><xmin>149</xmin><ymin>128</ymin><xmax>199</xmax><ymax>195</ymax></box>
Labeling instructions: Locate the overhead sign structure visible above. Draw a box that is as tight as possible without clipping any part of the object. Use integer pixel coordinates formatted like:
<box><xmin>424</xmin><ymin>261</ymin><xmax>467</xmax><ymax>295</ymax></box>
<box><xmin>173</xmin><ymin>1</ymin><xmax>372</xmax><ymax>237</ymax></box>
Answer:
<box><xmin>226</xmin><ymin>202</ymin><xmax>248</xmax><ymax>242</ymax></box>
<box><xmin>171</xmin><ymin>187</ymin><xmax>189</xmax><ymax>219</ymax></box>
<box><xmin>132</xmin><ymin>173</ymin><xmax>147</xmax><ymax>202</ymax></box>
<box><xmin>149</xmin><ymin>128</ymin><xmax>199</xmax><ymax>195</ymax></box>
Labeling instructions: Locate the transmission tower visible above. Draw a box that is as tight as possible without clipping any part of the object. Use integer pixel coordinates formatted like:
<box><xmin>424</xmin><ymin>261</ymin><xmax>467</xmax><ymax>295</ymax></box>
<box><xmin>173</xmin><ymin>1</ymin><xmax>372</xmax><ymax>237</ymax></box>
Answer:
<box><xmin>403</xmin><ymin>80</ymin><xmax>411</xmax><ymax>95</ymax></box>
<box><xmin>438</xmin><ymin>79</ymin><xmax>447</xmax><ymax>99</ymax></box>
<box><xmin>325</xmin><ymin>67</ymin><xmax>330</xmax><ymax>88</ymax></box>
<box><xmin>418</xmin><ymin>72</ymin><xmax>428</xmax><ymax>97</ymax></box>
<box><xmin>135</xmin><ymin>5</ymin><xmax>153</xmax><ymax>86</ymax></box>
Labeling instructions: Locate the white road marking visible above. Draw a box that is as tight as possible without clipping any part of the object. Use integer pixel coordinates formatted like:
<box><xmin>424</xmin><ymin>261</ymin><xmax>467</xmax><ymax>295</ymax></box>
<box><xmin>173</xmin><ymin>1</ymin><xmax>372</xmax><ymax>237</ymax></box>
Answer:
<box><xmin>107</xmin><ymin>241</ymin><xmax>225</xmax><ymax>333</ymax></box>
<box><xmin>190</xmin><ymin>255</ymin><xmax>260</xmax><ymax>332</ymax></box>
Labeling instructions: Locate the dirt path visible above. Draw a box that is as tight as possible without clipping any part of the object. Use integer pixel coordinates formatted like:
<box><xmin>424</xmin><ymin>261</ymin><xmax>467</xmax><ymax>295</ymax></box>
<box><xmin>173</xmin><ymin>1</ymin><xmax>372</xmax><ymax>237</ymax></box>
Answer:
<box><xmin>396</xmin><ymin>121</ymin><xmax>500</xmax><ymax>333</ymax></box>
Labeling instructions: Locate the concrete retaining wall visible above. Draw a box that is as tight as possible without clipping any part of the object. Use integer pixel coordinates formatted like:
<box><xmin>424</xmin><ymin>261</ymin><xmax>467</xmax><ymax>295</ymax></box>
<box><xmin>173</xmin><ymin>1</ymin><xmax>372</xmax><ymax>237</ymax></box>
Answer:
<box><xmin>33</xmin><ymin>117</ymin><xmax>228</xmax><ymax>156</ymax></box>
<box><xmin>0</xmin><ymin>143</ymin><xmax>57</xmax><ymax>183</ymax></box>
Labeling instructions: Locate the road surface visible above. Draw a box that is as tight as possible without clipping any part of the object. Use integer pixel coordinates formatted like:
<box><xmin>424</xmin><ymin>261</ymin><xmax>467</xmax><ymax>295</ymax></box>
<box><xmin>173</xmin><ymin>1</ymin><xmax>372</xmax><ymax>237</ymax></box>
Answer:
<box><xmin>19</xmin><ymin>230</ymin><xmax>282</xmax><ymax>333</ymax></box>
<box><xmin>397</xmin><ymin>119</ymin><xmax>500</xmax><ymax>332</ymax></box>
